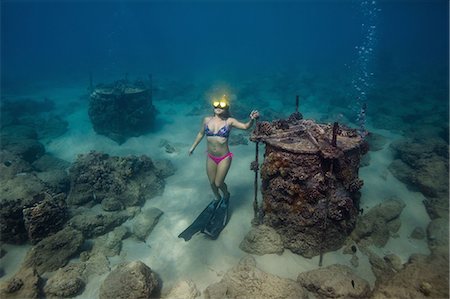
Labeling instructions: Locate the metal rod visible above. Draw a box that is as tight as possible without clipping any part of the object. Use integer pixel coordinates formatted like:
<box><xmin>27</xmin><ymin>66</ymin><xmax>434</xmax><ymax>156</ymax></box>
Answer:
<box><xmin>332</xmin><ymin>122</ymin><xmax>339</xmax><ymax>147</ymax></box>
<box><xmin>253</xmin><ymin>141</ymin><xmax>259</xmax><ymax>222</ymax></box>
<box><xmin>296</xmin><ymin>95</ymin><xmax>299</xmax><ymax>113</ymax></box>
<box><xmin>319</xmin><ymin>123</ymin><xmax>338</xmax><ymax>267</ymax></box>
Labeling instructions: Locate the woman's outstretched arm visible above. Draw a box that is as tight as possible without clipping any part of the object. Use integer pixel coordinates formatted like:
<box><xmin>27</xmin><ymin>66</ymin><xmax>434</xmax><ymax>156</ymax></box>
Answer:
<box><xmin>189</xmin><ymin>117</ymin><xmax>208</xmax><ymax>155</ymax></box>
<box><xmin>230</xmin><ymin>110</ymin><xmax>259</xmax><ymax>130</ymax></box>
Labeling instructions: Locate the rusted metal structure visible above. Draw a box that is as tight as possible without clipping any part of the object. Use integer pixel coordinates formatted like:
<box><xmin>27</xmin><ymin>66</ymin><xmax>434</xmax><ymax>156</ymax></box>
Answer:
<box><xmin>250</xmin><ymin>112</ymin><xmax>368</xmax><ymax>258</ymax></box>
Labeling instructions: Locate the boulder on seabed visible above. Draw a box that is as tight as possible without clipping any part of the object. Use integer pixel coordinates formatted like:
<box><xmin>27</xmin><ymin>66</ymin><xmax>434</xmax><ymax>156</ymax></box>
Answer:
<box><xmin>99</xmin><ymin>261</ymin><xmax>159</xmax><ymax>299</ymax></box>
<box><xmin>132</xmin><ymin>207</ymin><xmax>164</xmax><ymax>241</ymax></box>
<box><xmin>297</xmin><ymin>264</ymin><xmax>371</xmax><ymax>298</ymax></box>
<box><xmin>204</xmin><ymin>256</ymin><xmax>308</xmax><ymax>299</ymax></box>
<box><xmin>239</xmin><ymin>224</ymin><xmax>284</xmax><ymax>255</ymax></box>
<box><xmin>23</xmin><ymin>227</ymin><xmax>84</xmax><ymax>274</ymax></box>
<box><xmin>164</xmin><ymin>280</ymin><xmax>200</xmax><ymax>299</ymax></box>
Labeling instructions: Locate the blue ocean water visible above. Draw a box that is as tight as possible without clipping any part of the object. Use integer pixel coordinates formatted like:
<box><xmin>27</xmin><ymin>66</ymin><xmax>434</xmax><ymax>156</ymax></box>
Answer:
<box><xmin>0</xmin><ymin>0</ymin><xmax>449</xmax><ymax>298</ymax></box>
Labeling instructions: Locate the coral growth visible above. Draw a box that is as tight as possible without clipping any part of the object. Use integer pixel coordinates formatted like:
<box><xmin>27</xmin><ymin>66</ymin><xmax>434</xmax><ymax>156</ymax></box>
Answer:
<box><xmin>67</xmin><ymin>151</ymin><xmax>172</xmax><ymax>208</ymax></box>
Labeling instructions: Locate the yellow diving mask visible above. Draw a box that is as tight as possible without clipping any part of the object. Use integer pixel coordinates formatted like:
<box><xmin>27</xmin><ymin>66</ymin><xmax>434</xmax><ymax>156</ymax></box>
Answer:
<box><xmin>212</xmin><ymin>95</ymin><xmax>229</xmax><ymax>109</ymax></box>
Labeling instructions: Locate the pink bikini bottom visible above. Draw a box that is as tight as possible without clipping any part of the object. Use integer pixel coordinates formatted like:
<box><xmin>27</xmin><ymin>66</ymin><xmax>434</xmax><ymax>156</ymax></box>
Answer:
<box><xmin>207</xmin><ymin>152</ymin><xmax>234</xmax><ymax>165</ymax></box>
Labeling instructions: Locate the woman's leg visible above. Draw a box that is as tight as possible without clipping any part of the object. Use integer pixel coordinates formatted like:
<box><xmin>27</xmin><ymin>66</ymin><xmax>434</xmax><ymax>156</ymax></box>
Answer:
<box><xmin>215</xmin><ymin>156</ymin><xmax>232</xmax><ymax>200</ymax></box>
<box><xmin>206</xmin><ymin>157</ymin><xmax>221</xmax><ymax>200</ymax></box>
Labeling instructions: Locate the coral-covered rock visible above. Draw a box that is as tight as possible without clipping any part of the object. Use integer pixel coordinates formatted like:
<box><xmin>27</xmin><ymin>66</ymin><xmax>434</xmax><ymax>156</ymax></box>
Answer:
<box><xmin>427</xmin><ymin>217</ymin><xmax>449</xmax><ymax>257</ymax></box>
<box><xmin>67</xmin><ymin>151</ymin><xmax>168</xmax><ymax>207</ymax></box>
<box><xmin>132</xmin><ymin>207</ymin><xmax>163</xmax><ymax>241</ymax></box>
<box><xmin>297</xmin><ymin>264</ymin><xmax>371</xmax><ymax>298</ymax></box>
<box><xmin>99</xmin><ymin>261</ymin><xmax>159</xmax><ymax>299</ymax></box>
<box><xmin>23</xmin><ymin>227</ymin><xmax>84</xmax><ymax>274</ymax></box>
<box><xmin>0</xmin><ymin>175</ymin><xmax>45</xmax><ymax>244</ymax></box>
<box><xmin>389</xmin><ymin>137</ymin><xmax>449</xmax><ymax>220</ymax></box>
<box><xmin>351</xmin><ymin>198</ymin><xmax>405</xmax><ymax>247</ymax></box>
<box><xmin>371</xmin><ymin>252</ymin><xmax>449</xmax><ymax>299</ymax></box>
<box><xmin>35</xmin><ymin>170</ymin><xmax>70</xmax><ymax>194</ymax></box>
<box><xmin>68</xmin><ymin>209</ymin><xmax>134</xmax><ymax>238</ymax></box>
<box><xmin>0</xmin><ymin>266</ymin><xmax>41</xmax><ymax>299</ymax></box>
<box><xmin>23</xmin><ymin>193</ymin><xmax>68</xmax><ymax>244</ymax></box>
<box><xmin>0</xmin><ymin>150</ymin><xmax>33</xmax><ymax>180</ymax></box>
<box><xmin>153</xmin><ymin>159</ymin><xmax>177</xmax><ymax>179</ymax></box>
<box><xmin>19</xmin><ymin>114</ymin><xmax>68</xmax><ymax>140</ymax></box>
<box><xmin>165</xmin><ymin>280</ymin><xmax>200</xmax><ymax>299</ymax></box>
<box><xmin>91</xmin><ymin>226</ymin><xmax>128</xmax><ymax>257</ymax></box>
<box><xmin>239</xmin><ymin>224</ymin><xmax>284</xmax><ymax>255</ymax></box>
<box><xmin>32</xmin><ymin>154</ymin><xmax>71</xmax><ymax>172</ymax></box>
<box><xmin>205</xmin><ymin>256</ymin><xmax>307</xmax><ymax>299</ymax></box>
<box><xmin>43</xmin><ymin>263</ymin><xmax>86</xmax><ymax>298</ymax></box>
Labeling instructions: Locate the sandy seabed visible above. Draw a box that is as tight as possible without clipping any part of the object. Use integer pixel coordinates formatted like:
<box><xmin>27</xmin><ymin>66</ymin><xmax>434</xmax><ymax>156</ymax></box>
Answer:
<box><xmin>0</xmin><ymin>82</ymin><xmax>431</xmax><ymax>297</ymax></box>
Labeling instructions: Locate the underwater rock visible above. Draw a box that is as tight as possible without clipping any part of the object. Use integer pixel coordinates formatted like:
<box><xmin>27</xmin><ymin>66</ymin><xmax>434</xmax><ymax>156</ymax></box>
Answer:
<box><xmin>67</xmin><ymin>151</ymin><xmax>167</xmax><ymax>207</ymax></box>
<box><xmin>83</xmin><ymin>252</ymin><xmax>111</xmax><ymax>277</ymax></box>
<box><xmin>0</xmin><ymin>266</ymin><xmax>41</xmax><ymax>299</ymax></box>
<box><xmin>43</xmin><ymin>263</ymin><xmax>86</xmax><ymax>298</ymax></box>
<box><xmin>351</xmin><ymin>198</ymin><xmax>405</xmax><ymax>247</ymax></box>
<box><xmin>164</xmin><ymin>280</ymin><xmax>200</xmax><ymax>299</ymax></box>
<box><xmin>23</xmin><ymin>227</ymin><xmax>84</xmax><ymax>274</ymax></box>
<box><xmin>1</xmin><ymin>124</ymin><xmax>38</xmax><ymax>140</ymax></box>
<box><xmin>68</xmin><ymin>209</ymin><xmax>134</xmax><ymax>238</ymax></box>
<box><xmin>91</xmin><ymin>226</ymin><xmax>128</xmax><ymax>257</ymax></box>
<box><xmin>239</xmin><ymin>224</ymin><xmax>284</xmax><ymax>255</ymax></box>
<box><xmin>89</xmin><ymin>80</ymin><xmax>157</xmax><ymax>144</ymax></box>
<box><xmin>99</xmin><ymin>261</ymin><xmax>159</xmax><ymax>299</ymax></box>
<box><xmin>251</xmin><ymin>115</ymin><xmax>367</xmax><ymax>258</ymax></box>
<box><xmin>357</xmin><ymin>245</ymin><xmax>399</xmax><ymax>286</ymax></box>
<box><xmin>19</xmin><ymin>114</ymin><xmax>68</xmax><ymax>140</ymax></box>
<box><xmin>426</xmin><ymin>217</ymin><xmax>449</xmax><ymax>257</ymax></box>
<box><xmin>389</xmin><ymin>137</ymin><xmax>449</xmax><ymax>219</ymax></box>
<box><xmin>297</xmin><ymin>264</ymin><xmax>370</xmax><ymax>298</ymax></box>
<box><xmin>0</xmin><ymin>175</ymin><xmax>45</xmax><ymax>244</ymax></box>
<box><xmin>23</xmin><ymin>193</ymin><xmax>68</xmax><ymax>244</ymax></box>
<box><xmin>35</xmin><ymin>169</ymin><xmax>70</xmax><ymax>194</ymax></box>
<box><xmin>153</xmin><ymin>159</ymin><xmax>177</xmax><ymax>179</ymax></box>
<box><xmin>0</xmin><ymin>150</ymin><xmax>33</xmax><ymax>180</ymax></box>
<box><xmin>1</xmin><ymin>98</ymin><xmax>55</xmax><ymax>116</ymax></box>
<box><xmin>0</xmin><ymin>127</ymin><xmax>45</xmax><ymax>163</ymax></box>
<box><xmin>204</xmin><ymin>255</ymin><xmax>308</xmax><ymax>299</ymax></box>
<box><xmin>158</xmin><ymin>139</ymin><xmax>178</xmax><ymax>154</ymax></box>
<box><xmin>383</xmin><ymin>254</ymin><xmax>403</xmax><ymax>272</ymax></box>
<box><xmin>371</xmin><ymin>251</ymin><xmax>449</xmax><ymax>299</ymax></box>
<box><xmin>132</xmin><ymin>207</ymin><xmax>163</xmax><ymax>241</ymax></box>
<box><xmin>101</xmin><ymin>197</ymin><xmax>124</xmax><ymax>211</ymax></box>
<box><xmin>32</xmin><ymin>154</ymin><xmax>71</xmax><ymax>172</ymax></box>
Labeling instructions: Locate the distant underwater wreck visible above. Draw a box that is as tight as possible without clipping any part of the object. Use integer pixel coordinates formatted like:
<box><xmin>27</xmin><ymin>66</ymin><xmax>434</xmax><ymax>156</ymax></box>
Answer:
<box><xmin>88</xmin><ymin>77</ymin><xmax>156</xmax><ymax>144</ymax></box>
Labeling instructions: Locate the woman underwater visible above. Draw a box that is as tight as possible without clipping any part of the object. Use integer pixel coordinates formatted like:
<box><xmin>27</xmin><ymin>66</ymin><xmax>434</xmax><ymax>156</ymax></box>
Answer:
<box><xmin>189</xmin><ymin>95</ymin><xmax>259</xmax><ymax>202</ymax></box>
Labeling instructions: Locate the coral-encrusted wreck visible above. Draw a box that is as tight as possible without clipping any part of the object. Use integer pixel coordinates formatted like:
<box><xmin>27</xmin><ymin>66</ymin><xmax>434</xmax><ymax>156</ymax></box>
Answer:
<box><xmin>250</xmin><ymin>113</ymin><xmax>368</xmax><ymax>258</ymax></box>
